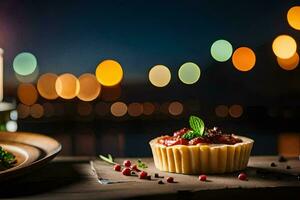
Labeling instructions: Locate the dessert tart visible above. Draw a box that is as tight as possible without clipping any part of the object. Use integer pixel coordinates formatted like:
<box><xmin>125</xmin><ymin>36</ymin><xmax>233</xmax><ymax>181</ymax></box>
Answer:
<box><xmin>149</xmin><ymin>116</ymin><xmax>254</xmax><ymax>174</ymax></box>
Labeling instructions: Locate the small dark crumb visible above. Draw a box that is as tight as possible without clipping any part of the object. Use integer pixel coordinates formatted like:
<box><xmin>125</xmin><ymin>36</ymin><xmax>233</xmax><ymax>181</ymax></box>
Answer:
<box><xmin>286</xmin><ymin>165</ymin><xmax>291</xmax><ymax>170</ymax></box>
<box><xmin>154</xmin><ymin>173</ymin><xmax>159</xmax><ymax>178</ymax></box>
<box><xmin>270</xmin><ymin>162</ymin><xmax>277</xmax><ymax>167</ymax></box>
<box><xmin>146</xmin><ymin>175</ymin><xmax>151</xmax><ymax>180</ymax></box>
<box><xmin>158</xmin><ymin>180</ymin><xmax>164</xmax><ymax>184</ymax></box>
<box><xmin>278</xmin><ymin>155</ymin><xmax>287</xmax><ymax>162</ymax></box>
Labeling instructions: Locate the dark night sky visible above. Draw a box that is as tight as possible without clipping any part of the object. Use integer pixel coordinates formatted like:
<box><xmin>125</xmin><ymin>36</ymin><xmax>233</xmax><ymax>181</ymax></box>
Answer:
<box><xmin>0</xmin><ymin>0</ymin><xmax>298</xmax><ymax>85</ymax></box>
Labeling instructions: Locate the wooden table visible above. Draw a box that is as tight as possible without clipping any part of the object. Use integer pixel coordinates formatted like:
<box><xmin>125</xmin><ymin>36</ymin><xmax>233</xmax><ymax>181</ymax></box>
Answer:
<box><xmin>0</xmin><ymin>156</ymin><xmax>299</xmax><ymax>199</ymax></box>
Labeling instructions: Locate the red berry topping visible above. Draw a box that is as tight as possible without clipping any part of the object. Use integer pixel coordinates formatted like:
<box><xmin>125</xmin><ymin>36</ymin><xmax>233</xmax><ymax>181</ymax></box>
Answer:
<box><xmin>238</xmin><ymin>173</ymin><xmax>247</xmax><ymax>181</ymax></box>
<box><xmin>122</xmin><ymin>167</ymin><xmax>131</xmax><ymax>176</ymax></box>
<box><xmin>199</xmin><ymin>174</ymin><xmax>207</xmax><ymax>181</ymax></box>
<box><xmin>139</xmin><ymin>171</ymin><xmax>148</xmax><ymax>179</ymax></box>
<box><xmin>173</xmin><ymin>128</ymin><xmax>190</xmax><ymax>137</ymax></box>
<box><xmin>166</xmin><ymin>177</ymin><xmax>174</xmax><ymax>183</ymax></box>
<box><xmin>113</xmin><ymin>164</ymin><xmax>121</xmax><ymax>171</ymax></box>
<box><xmin>123</xmin><ymin>160</ymin><xmax>131</xmax><ymax>167</ymax></box>
<box><xmin>131</xmin><ymin>164</ymin><xmax>140</xmax><ymax>172</ymax></box>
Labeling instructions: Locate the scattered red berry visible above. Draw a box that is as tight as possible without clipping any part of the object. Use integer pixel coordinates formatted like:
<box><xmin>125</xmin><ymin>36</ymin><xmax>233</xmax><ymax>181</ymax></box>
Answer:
<box><xmin>238</xmin><ymin>173</ymin><xmax>247</xmax><ymax>181</ymax></box>
<box><xmin>166</xmin><ymin>177</ymin><xmax>174</xmax><ymax>183</ymax></box>
<box><xmin>131</xmin><ymin>164</ymin><xmax>140</xmax><ymax>172</ymax></box>
<box><xmin>199</xmin><ymin>174</ymin><xmax>207</xmax><ymax>181</ymax></box>
<box><xmin>122</xmin><ymin>167</ymin><xmax>131</xmax><ymax>176</ymax></box>
<box><xmin>123</xmin><ymin>160</ymin><xmax>131</xmax><ymax>167</ymax></box>
<box><xmin>139</xmin><ymin>171</ymin><xmax>148</xmax><ymax>179</ymax></box>
<box><xmin>113</xmin><ymin>164</ymin><xmax>121</xmax><ymax>171</ymax></box>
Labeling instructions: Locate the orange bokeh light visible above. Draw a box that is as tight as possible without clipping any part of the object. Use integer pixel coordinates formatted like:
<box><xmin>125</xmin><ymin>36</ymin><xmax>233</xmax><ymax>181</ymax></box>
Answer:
<box><xmin>17</xmin><ymin>103</ymin><xmax>30</xmax><ymax>119</ymax></box>
<box><xmin>55</xmin><ymin>73</ymin><xmax>80</xmax><ymax>99</ymax></box>
<box><xmin>30</xmin><ymin>103</ymin><xmax>44</xmax><ymax>119</ymax></box>
<box><xmin>77</xmin><ymin>73</ymin><xmax>101</xmax><ymax>101</ymax></box>
<box><xmin>128</xmin><ymin>103</ymin><xmax>143</xmax><ymax>117</ymax></box>
<box><xmin>232</xmin><ymin>47</ymin><xmax>256</xmax><ymax>72</ymax></box>
<box><xmin>277</xmin><ymin>52</ymin><xmax>299</xmax><ymax>71</ymax></box>
<box><xmin>143</xmin><ymin>102</ymin><xmax>155</xmax><ymax>115</ymax></box>
<box><xmin>215</xmin><ymin>105</ymin><xmax>228</xmax><ymax>118</ymax></box>
<box><xmin>229</xmin><ymin>104</ymin><xmax>243</xmax><ymax>118</ymax></box>
<box><xmin>95</xmin><ymin>60</ymin><xmax>123</xmax><ymax>87</ymax></box>
<box><xmin>287</xmin><ymin>6</ymin><xmax>300</xmax><ymax>30</ymax></box>
<box><xmin>37</xmin><ymin>73</ymin><xmax>58</xmax><ymax>100</ymax></box>
<box><xmin>42</xmin><ymin>102</ymin><xmax>55</xmax><ymax>117</ymax></box>
<box><xmin>168</xmin><ymin>101</ymin><xmax>183</xmax><ymax>116</ymax></box>
<box><xmin>17</xmin><ymin>83</ymin><xmax>38</xmax><ymax>106</ymax></box>
<box><xmin>111</xmin><ymin>102</ymin><xmax>127</xmax><ymax>117</ymax></box>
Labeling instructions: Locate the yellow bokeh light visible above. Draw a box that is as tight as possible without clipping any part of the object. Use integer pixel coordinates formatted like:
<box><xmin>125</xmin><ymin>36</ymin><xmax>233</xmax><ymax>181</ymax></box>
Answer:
<box><xmin>168</xmin><ymin>101</ymin><xmax>183</xmax><ymax>116</ymax></box>
<box><xmin>95</xmin><ymin>60</ymin><xmax>123</xmax><ymax>87</ymax></box>
<box><xmin>37</xmin><ymin>73</ymin><xmax>58</xmax><ymax>100</ymax></box>
<box><xmin>287</xmin><ymin>6</ymin><xmax>300</xmax><ymax>30</ymax></box>
<box><xmin>149</xmin><ymin>65</ymin><xmax>171</xmax><ymax>87</ymax></box>
<box><xmin>17</xmin><ymin>83</ymin><xmax>38</xmax><ymax>106</ymax></box>
<box><xmin>78</xmin><ymin>73</ymin><xmax>101</xmax><ymax>101</ymax></box>
<box><xmin>110</xmin><ymin>102</ymin><xmax>127</xmax><ymax>117</ymax></box>
<box><xmin>232</xmin><ymin>47</ymin><xmax>256</xmax><ymax>72</ymax></box>
<box><xmin>272</xmin><ymin>35</ymin><xmax>297</xmax><ymax>59</ymax></box>
<box><xmin>277</xmin><ymin>52</ymin><xmax>299</xmax><ymax>71</ymax></box>
<box><xmin>55</xmin><ymin>73</ymin><xmax>80</xmax><ymax>100</ymax></box>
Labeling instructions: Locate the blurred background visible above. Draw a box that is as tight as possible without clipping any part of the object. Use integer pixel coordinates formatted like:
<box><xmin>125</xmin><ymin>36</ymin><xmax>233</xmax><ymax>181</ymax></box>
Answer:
<box><xmin>0</xmin><ymin>0</ymin><xmax>299</xmax><ymax>157</ymax></box>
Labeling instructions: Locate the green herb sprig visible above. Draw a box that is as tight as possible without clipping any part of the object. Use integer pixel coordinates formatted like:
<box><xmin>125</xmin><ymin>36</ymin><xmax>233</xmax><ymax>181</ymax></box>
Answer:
<box><xmin>0</xmin><ymin>146</ymin><xmax>16</xmax><ymax>168</ymax></box>
<box><xmin>137</xmin><ymin>159</ymin><xmax>148</xmax><ymax>169</ymax></box>
<box><xmin>182</xmin><ymin>115</ymin><xmax>205</xmax><ymax>140</ymax></box>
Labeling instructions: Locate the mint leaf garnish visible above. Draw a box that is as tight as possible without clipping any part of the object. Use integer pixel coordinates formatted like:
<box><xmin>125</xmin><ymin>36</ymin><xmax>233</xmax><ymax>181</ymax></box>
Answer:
<box><xmin>99</xmin><ymin>154</ymin><xmax>117</xmax><ymax>165</ymax></box>
<box><xmin>182</xmin><ymin>130</ymin><xmax>197</xmax><ymax>140</ymax></box>
<box><xmin>137</xmin><ymin>159</ymin><xmax>148</xmax><ymax>169</ymax></box>
<box><xmin>189</xmin><ymin>115</ymin><xmax>205</xmax><ymax>137</ymax></box>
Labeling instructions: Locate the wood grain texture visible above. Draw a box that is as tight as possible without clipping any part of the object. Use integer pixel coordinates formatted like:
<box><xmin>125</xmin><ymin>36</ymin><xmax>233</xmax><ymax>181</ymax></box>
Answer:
<box><xmin>0</xmin><ymin>156</ymin><xmax>299</xmax><ymax>200</ymax></box>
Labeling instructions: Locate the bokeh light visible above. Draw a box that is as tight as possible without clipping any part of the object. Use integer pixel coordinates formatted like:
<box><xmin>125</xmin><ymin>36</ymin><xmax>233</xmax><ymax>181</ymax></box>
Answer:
<box><xmin>78</xmin><ymin>73</ymin><xmax>101</xmax><ymax>101</ymax></box>
<box><xmin>6</xmin><ymin>121</ymin><xmax>17</xmax><ymax>132</ymax></box>
<box><xmin>210</xmin><ymin>39</ymin><xmax>233</xmax><ymax>62</ymax></box>
<box><xmin>17</xmin><ymin>83</ymin><xmax>38</xmax><ymax>106</ymax></box>
<box><xmin>30</xmin><ymin>104</ymin><xmax>44</xmax><ymax>119</ymax></box>
<box><xmin>10</xmin><ymin>110</ymin><xmax>18</xmax><ymax>121</ymax></box>
<box><xmin>149</xmin><ymin>65</ymin><xmax>171</xmax><ymax>87</ymax></box>
<box><xmin>15</xmin><ymin>67</ymin><xmax>39</xmax><ymax>83</ymax></box>
<box><xmin>272</xmin><ymin>35</ymin><xmax>297</xmax><ymax>59</ymax></box>
<box><xmin>42</xmin><ymin>102</ymin><xmax>55</xmax><ymax>117</ymax></box>
<box><xmin>13</xmin><ymin>52</ymin><xmax>37</xmax><ymax>76</ymax></box>
<box><xmin>77</xmin><ymin>102</ymin><xmax>93</xmax><ymax>116</ymax></box>
<box><xmin>111</xmin><ymin>102</ymin><xmax>127</xmax><ymax>117</ymax></box>
<box><xmin>55</xmin><ymin>73</ymin><xmax>80</xmax><ymax>99</ymax></box>
<box><xmin>215</xmin><ymin>105</ymin><xmax>228</xmax><ymax>117</ymax></box>
<box><xmin>277</xmin><ymin>52</ymin><xmax>299</xmax><ymax>71</ymax></box>
<box><xmin>143</xmin><ymin>102</ymin><xmax>155</xmax><ymax>115</ymax></box>
<box><xmin>95</xmin><ymin>102</ymin><xmax>110</xmax><ymax>116</ymax></box>
<box><xmin>229</xmin><ymin>104</ymin><xmax>243</xmax><ymax>118</ymax></box>
<box><xmin>178</xmin><ymin>62</ymin><xmax>201</xmax><ymax>84</ymax></box>
<box><xmin>232</xmin><ymin>47</ymin><xmax>256</xmax><ymax>71</ymax></box>
<box><xmin>95</xmin><ymin>60</ymin><xmax>123</xmax><ymax>87</ymax></box>
<box><xmin>168</xmin><ymin>101</ymin><xmax>183</xmax><ymax>116</ymax></box>
<box><xmin>101</xmin><ymin>85</ymin><xmax>121</xmax><ymax>101</ymax></box>
<box><xmin>128</xmin><ymin>103</ymin><xmax>143</xmax><ymax>117</ymax></box>
<box><xmin>17</xmin><ymin>104</ymin><xmax>30</xmax><ymax>119</ymax></box>
<box><xmin>287</xmin><ymin>6</ymin><xmax>300</xmax><ymax>30</ymax></box>
<box><xmin>37</xmin><ymin>73</ymin><xmax>58</xmax><ymax>100</ymax></box>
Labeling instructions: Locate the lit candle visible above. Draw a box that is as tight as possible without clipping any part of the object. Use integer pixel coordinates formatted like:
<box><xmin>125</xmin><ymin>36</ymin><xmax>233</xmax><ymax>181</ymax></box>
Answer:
<box><xmin>0</xmin><ymin>48</ymin><xmax>3</xmax><ymax>102</ymax></box>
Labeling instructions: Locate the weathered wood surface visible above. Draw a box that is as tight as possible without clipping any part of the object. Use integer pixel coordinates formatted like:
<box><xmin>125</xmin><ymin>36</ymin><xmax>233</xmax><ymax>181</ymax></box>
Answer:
<box><xmin>0</xmin><ymin>156</ymin><xmax>299</xmax><ymax>199</ymax></box>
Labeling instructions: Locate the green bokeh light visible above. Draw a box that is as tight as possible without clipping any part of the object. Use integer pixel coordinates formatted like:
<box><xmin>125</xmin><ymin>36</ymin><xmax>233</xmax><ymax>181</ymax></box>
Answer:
<box><xmin>178</xmin><ymin>62</ymin><xmax>201</xmax><ymax>84</ymax></box>
<box><xmin>13</xmin><ymin>52</ymin><xmax>37</xmax><ymax>76</ymax></box>
<box><xmin>210</xmin><ymin>39</ymin><xmax>233</xmax><ymax>62</ymax></box>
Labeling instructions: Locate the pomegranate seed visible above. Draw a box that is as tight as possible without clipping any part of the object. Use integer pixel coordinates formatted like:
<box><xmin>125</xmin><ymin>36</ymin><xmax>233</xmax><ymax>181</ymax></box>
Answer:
<box><xmin>123</xmin><ymin>160</ymin><xmax>131</xmax><ymax>167</ymax></box>
<box><xmin>139</xmin><ymin>171</ymin><xmax>148</xmax><ymax>179</ymax></box>
<box><xmin>238</xmin><ymin>173</ymin><xmax>247</xmax><ymax>181</ymax></box>
<box><xmin>113</xmin><ymin>164</ymin><xmax>121</xmax><ymax>171</ymax></box>
<box><xmin>199</xmin><ymin>175</ymin><xmax>207</xmax><ymax>181</ymax></box>
<box><xmin>122</xmin><ymin>168</ymin><xmax>131</xmax><ymax>176</ymax></box>
<box><xmin>166</xmin><ymin>177</ymin><xmax>174</xmax><ymax>183</ymax></box>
